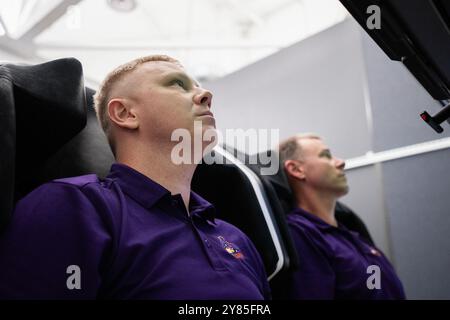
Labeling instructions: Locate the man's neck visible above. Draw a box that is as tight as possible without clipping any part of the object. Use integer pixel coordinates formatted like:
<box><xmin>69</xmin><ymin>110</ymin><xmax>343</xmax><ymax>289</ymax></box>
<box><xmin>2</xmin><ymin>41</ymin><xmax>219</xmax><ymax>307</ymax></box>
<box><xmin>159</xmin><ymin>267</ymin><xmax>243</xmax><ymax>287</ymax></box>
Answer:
<box><xmin>116</xmin><ymin>141</ymin><xmax>196</xmax><ymax>212</ymax></box>
<box><xmin>296</xmin><ymin>188</ymin><xmax>338</xmax><ymax>227</ymax></box>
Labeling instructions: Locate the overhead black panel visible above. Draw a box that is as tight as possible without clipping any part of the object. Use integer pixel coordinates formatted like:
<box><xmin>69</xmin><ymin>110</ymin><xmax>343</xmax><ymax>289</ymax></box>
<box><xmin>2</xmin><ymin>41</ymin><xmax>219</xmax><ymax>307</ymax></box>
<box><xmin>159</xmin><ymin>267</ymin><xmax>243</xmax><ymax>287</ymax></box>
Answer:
<box><xmin>340</xmin><ymin>0</ymin><xmax>450</xmax><ymax>100</ymax></box>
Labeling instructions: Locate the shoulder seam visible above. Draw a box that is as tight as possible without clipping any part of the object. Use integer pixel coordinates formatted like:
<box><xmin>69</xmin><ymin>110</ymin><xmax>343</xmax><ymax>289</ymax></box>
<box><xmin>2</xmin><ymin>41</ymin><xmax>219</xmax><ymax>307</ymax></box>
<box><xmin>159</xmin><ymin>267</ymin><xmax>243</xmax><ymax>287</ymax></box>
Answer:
<box><xmin>50</xmin><ymin>179</ymin><xmax>101</xmax><ymax>190</ymax></box>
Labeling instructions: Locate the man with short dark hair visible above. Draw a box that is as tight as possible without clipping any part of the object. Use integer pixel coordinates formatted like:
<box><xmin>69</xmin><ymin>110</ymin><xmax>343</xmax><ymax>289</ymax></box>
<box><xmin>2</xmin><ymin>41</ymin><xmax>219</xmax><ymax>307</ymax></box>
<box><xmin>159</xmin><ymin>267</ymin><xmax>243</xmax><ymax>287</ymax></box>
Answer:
<box><xmin>0</xmin><ymin>55</ymin><xmax>271</xmax><ymax>299</ymax></box>
<box><xmin>279</xmin><ymin>133</ymin><xmax>405</xmax><ymax>299</ymax></box>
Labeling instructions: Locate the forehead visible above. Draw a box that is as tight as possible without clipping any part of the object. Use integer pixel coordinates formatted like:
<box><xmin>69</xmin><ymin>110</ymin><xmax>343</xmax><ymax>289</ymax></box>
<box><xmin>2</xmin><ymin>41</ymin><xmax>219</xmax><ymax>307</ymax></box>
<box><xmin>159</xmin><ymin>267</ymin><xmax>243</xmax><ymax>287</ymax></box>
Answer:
<box><xmin>112</xmin><ymin>60</ymin><xmax>197</xmax><ymax>99</ymax></box>
<box><xmin>298</xmin><ymin>138</ymin><xmax>327</xmax><ymax>154</ymax></box>
<box><xmin>134</xmin><ymin>60</ymin><xmax>189</xmax><ymax>81</ymax></box>
<box><xmin>131</xmin><ymin>60</ymin><xmax>202</xmax><ymax>89</ymax></box>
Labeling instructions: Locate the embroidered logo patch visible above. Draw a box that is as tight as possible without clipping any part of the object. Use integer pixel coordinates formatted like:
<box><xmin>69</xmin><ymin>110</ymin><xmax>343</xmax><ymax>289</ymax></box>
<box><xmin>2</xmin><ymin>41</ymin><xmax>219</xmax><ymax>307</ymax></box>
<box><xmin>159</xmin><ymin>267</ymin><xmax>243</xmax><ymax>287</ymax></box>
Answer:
<box><xmin>370</xmin><ymin>247</ymin><xmax>381</xmax><ymax>257</ymax></box>
<box><xmin>218</xmin><ymin>236</ymin><xmax>244</xmax><ymax>259</ymax></box>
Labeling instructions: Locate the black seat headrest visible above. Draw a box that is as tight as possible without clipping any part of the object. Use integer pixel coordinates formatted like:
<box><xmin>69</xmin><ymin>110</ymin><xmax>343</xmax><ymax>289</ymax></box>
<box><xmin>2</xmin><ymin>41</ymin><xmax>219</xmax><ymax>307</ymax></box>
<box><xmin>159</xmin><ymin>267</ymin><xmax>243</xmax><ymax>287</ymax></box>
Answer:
<box><xmin>0</xmin><ymin>58</ymin><xmax>87</xmax><ymax>231</ymax></box>
<box><xmin>3</xmin><ymin>58</ymin><xmax>86</xmax><ymax>152</ymax></box>
<box><xmin>246</xmin><ymin>149</ymin><xmax>296</xmax><ymax>214</ymax></box>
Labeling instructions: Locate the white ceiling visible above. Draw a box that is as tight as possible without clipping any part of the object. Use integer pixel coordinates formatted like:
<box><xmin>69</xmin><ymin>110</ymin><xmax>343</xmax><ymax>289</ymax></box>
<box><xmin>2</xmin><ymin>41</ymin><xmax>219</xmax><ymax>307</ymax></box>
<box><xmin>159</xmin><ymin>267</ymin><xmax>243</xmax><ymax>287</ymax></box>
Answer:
<box><xmin>0</xmin><ymin>0</ymin><xmax>348</xmax><ymax>87</ymax></box>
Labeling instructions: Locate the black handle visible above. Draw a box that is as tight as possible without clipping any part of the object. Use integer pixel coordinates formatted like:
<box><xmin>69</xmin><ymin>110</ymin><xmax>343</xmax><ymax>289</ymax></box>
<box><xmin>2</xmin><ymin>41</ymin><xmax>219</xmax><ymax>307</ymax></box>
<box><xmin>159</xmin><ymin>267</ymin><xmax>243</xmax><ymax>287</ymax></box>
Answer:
<box><xmin>420</xmin><ymin>103</ymin><xmax>450</xmax><ymax>133</ymax></box>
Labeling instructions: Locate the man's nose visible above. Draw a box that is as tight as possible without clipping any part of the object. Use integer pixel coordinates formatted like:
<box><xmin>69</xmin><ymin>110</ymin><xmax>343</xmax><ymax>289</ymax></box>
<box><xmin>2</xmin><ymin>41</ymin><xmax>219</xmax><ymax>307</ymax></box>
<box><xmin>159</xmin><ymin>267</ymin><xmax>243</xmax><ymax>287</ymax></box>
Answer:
<box><xmin>336</xmin><ymin>157</ymin><xmax>346</xmax><ymax>170</ymax></box>
<box><xmin>194</xmin><ymin>89</ymin><xmax>213</xmax><ymax>108</ymax></box>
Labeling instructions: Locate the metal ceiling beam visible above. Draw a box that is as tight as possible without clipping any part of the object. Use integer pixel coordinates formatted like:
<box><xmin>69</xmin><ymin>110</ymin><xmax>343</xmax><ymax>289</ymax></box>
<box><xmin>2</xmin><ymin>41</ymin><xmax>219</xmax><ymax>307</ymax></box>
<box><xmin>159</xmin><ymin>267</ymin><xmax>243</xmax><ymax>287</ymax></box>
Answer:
<box><xmin>261</xmin><ymin>0</ymin><xmax>304</xmax><ymax>20</ymax></box>
<box><xmin>225</xmin><ymin>0</ymin><xmax>264</xmax><ymax>27</ymax></box>
<box><xmin>19</xmin><ymin>0</ymin><xmax>84</xmax><ymax>42</ymax></box>
<box><xmin>0</xmin><ymin>14</ymin><xmax>9</xmax><ymax>36</ymax></box>
<box><xmin>36</xmin><ymin>43</ymin><xmax>284</xmax><ymax>50</ymax></box>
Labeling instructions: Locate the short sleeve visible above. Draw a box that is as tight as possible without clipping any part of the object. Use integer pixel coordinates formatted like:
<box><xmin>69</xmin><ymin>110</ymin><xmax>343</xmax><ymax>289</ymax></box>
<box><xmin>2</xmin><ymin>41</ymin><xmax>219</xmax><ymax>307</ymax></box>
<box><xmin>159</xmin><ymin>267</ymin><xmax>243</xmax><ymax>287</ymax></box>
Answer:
<box><xmin>0</xmin><ymin>182</ymin><xmax>112</xmax><ymax>299</ymax></box>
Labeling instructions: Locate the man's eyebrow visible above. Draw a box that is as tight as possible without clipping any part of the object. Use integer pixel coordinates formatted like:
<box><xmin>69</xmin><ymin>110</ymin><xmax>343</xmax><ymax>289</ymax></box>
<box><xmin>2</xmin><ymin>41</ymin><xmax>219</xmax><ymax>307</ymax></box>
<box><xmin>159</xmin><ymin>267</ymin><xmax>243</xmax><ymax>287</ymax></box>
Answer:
<box><xmin>163</xmin><ymin>72</ymin><xmax>199</xmax><ymax>87</ymax></box>
<box><xmin>319</xmin><ymin>149</ymin><xmax>331</xmax><ymax>155</ymax></box>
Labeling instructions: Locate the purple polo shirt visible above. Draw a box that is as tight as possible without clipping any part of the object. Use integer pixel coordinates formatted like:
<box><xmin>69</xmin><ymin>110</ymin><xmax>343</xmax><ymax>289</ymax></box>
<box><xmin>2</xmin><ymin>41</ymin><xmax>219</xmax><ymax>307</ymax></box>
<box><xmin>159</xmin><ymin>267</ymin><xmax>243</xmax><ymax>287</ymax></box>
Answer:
<box><xmin>0</xmin><ymin>163</ymin><xmax>270</xmax><ymax>300</ymax></box>
<box><xmin>287</xmin><ymin>207</ymin><xmax>406</xmax><ymax>300</ymax></box>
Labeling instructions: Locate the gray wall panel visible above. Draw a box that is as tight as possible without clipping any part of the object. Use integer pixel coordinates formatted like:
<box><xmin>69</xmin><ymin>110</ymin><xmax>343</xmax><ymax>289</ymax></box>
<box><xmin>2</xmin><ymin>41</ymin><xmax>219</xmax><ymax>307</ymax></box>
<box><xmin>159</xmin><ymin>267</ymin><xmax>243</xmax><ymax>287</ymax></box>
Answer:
<box><xmin>205</xmin><ymin>19</ymin><xmax>371</xmax><ymax>158</ymax></box>
<box><xmin>382</xmin><ymin>148</ymin><xmax>450</xmax><ymax>299</ymax></box>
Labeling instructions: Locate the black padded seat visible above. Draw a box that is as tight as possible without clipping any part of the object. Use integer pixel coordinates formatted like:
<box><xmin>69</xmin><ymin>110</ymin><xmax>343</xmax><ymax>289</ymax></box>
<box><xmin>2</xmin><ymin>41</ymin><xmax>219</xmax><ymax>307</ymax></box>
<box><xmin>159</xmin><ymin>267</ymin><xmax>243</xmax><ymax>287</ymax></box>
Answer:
<box><xmin>0</xmin><ymin>58</ymin><xmax>87</xmax><ymax>231</ymax></box>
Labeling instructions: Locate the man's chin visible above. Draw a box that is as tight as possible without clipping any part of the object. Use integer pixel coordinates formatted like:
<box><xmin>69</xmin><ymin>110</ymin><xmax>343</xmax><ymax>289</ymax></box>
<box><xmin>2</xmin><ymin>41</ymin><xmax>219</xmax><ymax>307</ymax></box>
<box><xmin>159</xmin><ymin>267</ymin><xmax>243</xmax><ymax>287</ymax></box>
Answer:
<box><xmin>335</xmin><ymin>185</ymin><xmax>350</xmax><ymax>197</ymax></box>
<box><xmin>199</xmin><ymin>117</ymin><xmax>216</xmax><ymax>127</ymax></box>
<box><xmin>203</xmin><ymin>124</ymin><xmax>216</xmax><ymax>132</ymax></box>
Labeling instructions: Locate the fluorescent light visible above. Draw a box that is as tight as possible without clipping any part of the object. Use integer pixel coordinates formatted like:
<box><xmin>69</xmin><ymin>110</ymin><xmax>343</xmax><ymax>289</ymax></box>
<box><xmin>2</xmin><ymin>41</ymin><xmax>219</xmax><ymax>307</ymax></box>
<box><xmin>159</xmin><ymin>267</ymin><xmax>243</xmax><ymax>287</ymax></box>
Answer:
<box><xmin>107</xmin><ymin>0</ymin><xmax>137</xmax><ymax>13</ymax></box>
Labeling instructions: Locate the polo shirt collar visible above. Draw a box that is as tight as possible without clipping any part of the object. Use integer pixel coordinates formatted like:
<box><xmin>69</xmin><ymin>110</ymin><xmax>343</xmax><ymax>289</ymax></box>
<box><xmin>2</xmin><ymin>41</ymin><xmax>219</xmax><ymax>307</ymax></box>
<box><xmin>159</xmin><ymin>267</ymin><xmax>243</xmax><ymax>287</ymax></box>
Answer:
<box><xmin>189</xmin><ymin>191</ymin><xmax>216</xmax><ymax>223</ymax></box>
<box><xmin>107</xmin><ymin>163</ymin><xmax>216</xmax><ymax>223</ymax></box>
<box><xmin>291</xmin><ymin>207</ymin><xmax>336</xmax><ymax>231</ymax></box>
<box><xmin>108</xmin><ymin>163</ymin><xmax>170</xmax><ymax>209</ymax></box>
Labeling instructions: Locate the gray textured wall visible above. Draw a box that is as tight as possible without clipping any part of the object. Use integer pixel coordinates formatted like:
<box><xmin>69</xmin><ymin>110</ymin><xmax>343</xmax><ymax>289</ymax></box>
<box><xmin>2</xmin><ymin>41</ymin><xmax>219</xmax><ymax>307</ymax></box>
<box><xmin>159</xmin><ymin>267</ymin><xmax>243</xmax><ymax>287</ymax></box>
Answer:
<box><xmin>382</xmin><ymin>149</ymin><xmax>450</xmax><ymax>299</ymax></box>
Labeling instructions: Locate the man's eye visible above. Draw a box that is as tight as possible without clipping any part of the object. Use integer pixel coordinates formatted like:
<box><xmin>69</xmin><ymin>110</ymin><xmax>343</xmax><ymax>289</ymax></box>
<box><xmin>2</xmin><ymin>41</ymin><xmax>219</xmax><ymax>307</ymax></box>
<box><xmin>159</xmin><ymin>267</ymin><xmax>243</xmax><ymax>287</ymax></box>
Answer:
<box><xmin>173</xmin><ymin>79</ymin><xmax>185</xmax><ymax>88</ymax></box>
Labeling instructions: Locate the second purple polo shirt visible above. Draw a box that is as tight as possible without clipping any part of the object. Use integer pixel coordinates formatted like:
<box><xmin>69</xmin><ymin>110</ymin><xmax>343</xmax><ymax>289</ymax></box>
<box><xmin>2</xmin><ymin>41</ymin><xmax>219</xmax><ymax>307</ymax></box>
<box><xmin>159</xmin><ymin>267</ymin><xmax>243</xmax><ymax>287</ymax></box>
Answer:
<box><xmin>286</xmin><ymin>207</ymin><xmax>406</xmax><ymax>300</ymax></box>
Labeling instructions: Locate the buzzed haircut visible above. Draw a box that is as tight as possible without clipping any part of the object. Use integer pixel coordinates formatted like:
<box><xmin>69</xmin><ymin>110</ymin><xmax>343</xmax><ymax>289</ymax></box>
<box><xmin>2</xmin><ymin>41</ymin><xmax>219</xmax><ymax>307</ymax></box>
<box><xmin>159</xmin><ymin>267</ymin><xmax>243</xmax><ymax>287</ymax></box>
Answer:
<box><xmin>93</xmin><ymin>55</ymin><xmax>181</xmax><ymax>152</ymax></box>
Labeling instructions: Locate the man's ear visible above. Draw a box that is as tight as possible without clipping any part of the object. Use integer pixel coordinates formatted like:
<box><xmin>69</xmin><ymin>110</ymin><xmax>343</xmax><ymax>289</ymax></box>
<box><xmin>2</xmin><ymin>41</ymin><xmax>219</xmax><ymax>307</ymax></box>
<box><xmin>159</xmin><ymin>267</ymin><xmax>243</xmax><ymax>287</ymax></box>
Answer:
<box><xmin>284</xmin><ymin>160</ymin><xmax>306</xmax><ymax>180</ymax></box>
<box><xmin>108</xmin><ymin>98</ymin><xmax>139</xmax><ymax>130</ymax></box>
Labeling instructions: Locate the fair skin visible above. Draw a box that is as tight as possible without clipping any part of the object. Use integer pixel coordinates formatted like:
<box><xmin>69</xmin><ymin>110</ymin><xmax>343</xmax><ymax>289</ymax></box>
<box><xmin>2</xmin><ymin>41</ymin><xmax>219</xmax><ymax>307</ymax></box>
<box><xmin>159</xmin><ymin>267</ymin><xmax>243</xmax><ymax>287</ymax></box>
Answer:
<box><xmin>284</xmin><ymin>138</ymin><xmax>349</xmax><ymax>227</ymax></box>
<box><xmin>106</xmin><ymin>61</ymin><xmax>215</xmax><ymax>211</ymax></box>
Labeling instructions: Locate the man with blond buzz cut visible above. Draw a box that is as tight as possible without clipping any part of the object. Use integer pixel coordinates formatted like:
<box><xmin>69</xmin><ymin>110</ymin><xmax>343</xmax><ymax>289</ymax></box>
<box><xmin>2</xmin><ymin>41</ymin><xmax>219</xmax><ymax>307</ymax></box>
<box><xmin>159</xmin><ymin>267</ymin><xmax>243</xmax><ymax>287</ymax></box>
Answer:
<box><xmin>278</xmin><ymin>133</ymin><xmax>405</xmax><ymax>300</ymax></box>
<box><xmin>0</xmin><ymin>55</ymin><xmax>271</xmax><ymax>300</ymax></box>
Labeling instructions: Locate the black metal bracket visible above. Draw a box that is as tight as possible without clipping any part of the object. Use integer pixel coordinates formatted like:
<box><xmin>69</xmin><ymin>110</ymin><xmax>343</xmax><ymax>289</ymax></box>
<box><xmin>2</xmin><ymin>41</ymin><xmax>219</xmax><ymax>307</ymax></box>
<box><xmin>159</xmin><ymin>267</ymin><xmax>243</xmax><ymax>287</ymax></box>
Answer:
<box><xmin>420</xmin><ymin>103</ymin><xmax>450</xmax><ymax>133</ymax></box>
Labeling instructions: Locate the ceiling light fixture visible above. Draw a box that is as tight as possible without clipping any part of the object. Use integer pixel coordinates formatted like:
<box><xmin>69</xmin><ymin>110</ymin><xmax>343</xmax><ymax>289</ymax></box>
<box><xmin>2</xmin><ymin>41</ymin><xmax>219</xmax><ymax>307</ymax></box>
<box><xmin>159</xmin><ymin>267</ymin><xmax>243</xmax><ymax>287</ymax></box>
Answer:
<box><xmin>107</xmin><ymin>0</ymin><xmax>137</xmax><ymax>13</ymax></box>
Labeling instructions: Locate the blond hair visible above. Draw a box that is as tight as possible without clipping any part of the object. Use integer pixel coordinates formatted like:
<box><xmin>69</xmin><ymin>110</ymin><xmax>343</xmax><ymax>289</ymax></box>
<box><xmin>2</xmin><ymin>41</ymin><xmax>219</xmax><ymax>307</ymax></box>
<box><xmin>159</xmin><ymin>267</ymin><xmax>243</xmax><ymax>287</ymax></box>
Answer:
<box><xmin>93</xmin><ymin>55</ymin><xmax>181</xmax><ymax>152</ymax></box>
